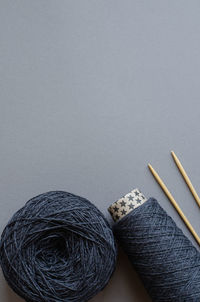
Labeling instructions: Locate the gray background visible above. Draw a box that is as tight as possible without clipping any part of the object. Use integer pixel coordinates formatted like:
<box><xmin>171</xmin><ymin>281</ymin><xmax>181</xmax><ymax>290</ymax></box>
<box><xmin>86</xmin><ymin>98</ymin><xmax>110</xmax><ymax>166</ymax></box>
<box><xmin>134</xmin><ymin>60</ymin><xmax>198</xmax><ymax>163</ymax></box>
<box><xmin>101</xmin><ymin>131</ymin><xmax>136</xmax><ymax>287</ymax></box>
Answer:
<box><xmin>0</xmin><ymin>1</ymin><xmax>200</xmax><ymax>301</ymax></box>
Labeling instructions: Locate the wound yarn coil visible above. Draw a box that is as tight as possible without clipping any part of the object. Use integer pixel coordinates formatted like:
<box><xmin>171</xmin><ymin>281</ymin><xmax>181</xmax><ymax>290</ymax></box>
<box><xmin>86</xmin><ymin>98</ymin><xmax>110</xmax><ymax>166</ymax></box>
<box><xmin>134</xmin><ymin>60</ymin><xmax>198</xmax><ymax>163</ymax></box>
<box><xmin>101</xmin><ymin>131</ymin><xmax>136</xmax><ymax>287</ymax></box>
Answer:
<box><xmin>0</xmin><ymin>191</ymin><xmax>117</xmax><ymax>302</ymax></box>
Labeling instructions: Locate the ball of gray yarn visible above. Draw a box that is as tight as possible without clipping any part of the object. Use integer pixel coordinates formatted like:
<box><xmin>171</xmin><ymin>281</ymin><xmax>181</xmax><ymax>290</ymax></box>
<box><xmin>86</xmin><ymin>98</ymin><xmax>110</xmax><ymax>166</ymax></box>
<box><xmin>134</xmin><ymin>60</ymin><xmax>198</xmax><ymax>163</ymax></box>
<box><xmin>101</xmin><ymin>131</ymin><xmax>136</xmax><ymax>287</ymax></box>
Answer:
<box><xmin>0</xmin><ymin>191</ymin><xmax>117</xmax><ymax>302</ymax></box>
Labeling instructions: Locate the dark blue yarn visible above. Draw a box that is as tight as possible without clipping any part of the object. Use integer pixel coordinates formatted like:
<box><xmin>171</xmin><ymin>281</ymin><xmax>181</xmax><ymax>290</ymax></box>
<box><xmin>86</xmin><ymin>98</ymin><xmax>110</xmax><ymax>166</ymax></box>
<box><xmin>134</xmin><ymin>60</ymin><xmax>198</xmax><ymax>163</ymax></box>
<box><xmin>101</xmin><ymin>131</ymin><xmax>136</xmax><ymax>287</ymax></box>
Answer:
<box><xmin>113</xmin><ymin>198</ymin><xmax>200</xmax><ymax>302</ymax></box>
<box><xmin>0</xmin><ymin>191</ymin><xmax>117</xmax><ymax>302</ymax></box>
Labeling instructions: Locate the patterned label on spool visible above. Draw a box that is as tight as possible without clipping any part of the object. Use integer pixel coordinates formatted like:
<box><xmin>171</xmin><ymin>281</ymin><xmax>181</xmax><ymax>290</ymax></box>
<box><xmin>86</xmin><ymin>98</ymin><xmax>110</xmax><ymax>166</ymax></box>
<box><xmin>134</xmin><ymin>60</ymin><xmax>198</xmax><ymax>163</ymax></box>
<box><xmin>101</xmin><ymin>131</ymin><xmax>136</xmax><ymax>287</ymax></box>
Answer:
<box><xmin>108</xmin><ymin>188</ymin><xmax>147</xmax><ymax>222</ymax></box>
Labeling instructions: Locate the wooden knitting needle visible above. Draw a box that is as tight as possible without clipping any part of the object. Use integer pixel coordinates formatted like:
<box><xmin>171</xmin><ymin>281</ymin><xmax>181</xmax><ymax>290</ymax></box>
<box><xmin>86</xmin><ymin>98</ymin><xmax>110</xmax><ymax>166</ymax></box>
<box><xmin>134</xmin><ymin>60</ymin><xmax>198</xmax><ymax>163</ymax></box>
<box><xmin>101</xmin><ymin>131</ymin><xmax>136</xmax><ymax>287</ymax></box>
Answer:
<box><xmin>148</xmin><ymin>163</ymin><xmax>200</xmax><ymax>246</ymax></box>
<box><xmin>171</xmin><ymin>151</ymin><xmax>200</xmax><ymax>208</ymax></box>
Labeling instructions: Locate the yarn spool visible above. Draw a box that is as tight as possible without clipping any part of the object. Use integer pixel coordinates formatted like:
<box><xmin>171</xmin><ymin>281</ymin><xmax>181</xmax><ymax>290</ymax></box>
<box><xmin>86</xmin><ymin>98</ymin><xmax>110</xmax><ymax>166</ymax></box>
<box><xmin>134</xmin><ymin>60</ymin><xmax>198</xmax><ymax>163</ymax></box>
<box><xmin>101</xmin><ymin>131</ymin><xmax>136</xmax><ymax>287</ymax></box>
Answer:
<box><xmin>0</xmin><ymin>191</ymin><xmax>117</xmax><ymax>302</ymax></box>
<box><xmin>108</xmin><ymin>189</ymin><xmax>200</xmax><ymax>302</ymax></box>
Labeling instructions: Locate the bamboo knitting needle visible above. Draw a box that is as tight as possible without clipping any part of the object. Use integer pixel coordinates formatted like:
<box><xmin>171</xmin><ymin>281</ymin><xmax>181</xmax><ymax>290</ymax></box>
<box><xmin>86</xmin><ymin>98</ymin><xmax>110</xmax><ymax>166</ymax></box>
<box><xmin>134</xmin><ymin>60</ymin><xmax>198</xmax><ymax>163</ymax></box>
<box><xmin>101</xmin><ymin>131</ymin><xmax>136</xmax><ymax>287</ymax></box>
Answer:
<box><xmin>171</xmin><ymin>151</ymin><xmax>200</xmax><ymax>208</ymax></box>
<box><xmin>148</xmin><ymin>164</ymin><xmax>200</xmax><ymax>246</ymax></box>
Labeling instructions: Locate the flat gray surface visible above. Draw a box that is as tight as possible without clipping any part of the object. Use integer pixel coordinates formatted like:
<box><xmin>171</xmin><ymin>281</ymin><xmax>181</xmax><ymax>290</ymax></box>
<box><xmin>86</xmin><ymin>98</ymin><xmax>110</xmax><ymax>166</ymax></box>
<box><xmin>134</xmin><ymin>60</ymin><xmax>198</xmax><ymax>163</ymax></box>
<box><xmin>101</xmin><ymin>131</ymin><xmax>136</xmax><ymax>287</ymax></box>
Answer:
<box><xmin>1</xmin><ymin>1</ymin><xmax>200</xmax><ymax>301</ymax></box>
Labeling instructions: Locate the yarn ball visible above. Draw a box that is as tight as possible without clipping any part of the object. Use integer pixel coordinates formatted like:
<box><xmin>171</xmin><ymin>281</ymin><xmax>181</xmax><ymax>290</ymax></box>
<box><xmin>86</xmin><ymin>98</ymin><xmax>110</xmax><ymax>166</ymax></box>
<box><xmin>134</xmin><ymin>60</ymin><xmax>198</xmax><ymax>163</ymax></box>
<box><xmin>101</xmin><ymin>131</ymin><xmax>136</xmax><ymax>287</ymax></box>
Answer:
<box><xmin>0</xmin><ymin>191</ymin><xmax>117</xmax><ymax>302</ymax></box>
<box><xmin>113</xmin><ymin>198</ymin><xmax>200</xmax><ymax>301</ymax></box>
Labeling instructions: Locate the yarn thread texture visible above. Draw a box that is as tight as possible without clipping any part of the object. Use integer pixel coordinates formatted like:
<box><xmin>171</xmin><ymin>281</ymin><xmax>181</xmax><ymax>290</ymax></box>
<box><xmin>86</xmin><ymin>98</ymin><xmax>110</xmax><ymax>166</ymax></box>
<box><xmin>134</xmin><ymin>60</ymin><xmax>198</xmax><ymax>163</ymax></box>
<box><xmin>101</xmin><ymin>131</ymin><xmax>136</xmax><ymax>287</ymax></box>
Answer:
<box><xmin>113</xmin><ymin>198</ymin><xmax>200</xmax><ymax>302</ymax></box>
<box><xmin>0</xmin><ymin>191</ymin><xmax>117</xmax><ymax>302</ymax></box>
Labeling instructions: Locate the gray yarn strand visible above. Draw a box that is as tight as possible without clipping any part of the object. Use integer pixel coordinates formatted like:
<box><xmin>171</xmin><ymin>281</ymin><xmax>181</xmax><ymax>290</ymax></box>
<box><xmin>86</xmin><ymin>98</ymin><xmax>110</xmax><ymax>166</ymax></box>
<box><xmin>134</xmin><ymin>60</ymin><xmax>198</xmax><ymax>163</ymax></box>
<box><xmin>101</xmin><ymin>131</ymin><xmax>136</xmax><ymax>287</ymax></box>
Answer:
<box><xmin>0</xmin><ymin>191</ymin><xmax>117</xmax><ymax>302</ymax></box>
<box><xmin>113</xmin><ymin>198</ymin><xmax>200</xmax><ymax>302</ymax></box>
